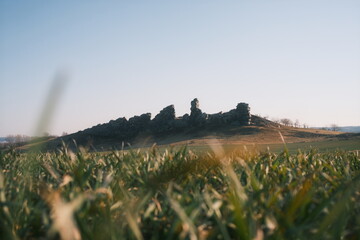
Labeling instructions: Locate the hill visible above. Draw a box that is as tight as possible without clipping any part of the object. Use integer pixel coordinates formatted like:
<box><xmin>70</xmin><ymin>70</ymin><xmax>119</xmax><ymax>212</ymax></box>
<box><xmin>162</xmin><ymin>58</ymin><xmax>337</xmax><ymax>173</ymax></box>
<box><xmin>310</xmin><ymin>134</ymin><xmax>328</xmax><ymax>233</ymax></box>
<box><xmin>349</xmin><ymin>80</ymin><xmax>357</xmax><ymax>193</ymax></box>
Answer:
<box><xmin>35</xmin><ymin>98</ymin><xmax>359</xmax><ymax>152</ymax></box>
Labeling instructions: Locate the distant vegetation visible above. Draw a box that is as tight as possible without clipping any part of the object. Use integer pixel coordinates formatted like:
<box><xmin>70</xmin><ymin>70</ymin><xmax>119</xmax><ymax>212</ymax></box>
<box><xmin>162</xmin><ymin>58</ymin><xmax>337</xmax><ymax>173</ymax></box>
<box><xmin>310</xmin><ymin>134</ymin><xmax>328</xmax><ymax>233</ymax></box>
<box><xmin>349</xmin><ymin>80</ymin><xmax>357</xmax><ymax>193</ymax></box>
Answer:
<box><xmin>1</xmin><ymin>145</ymin><xmax>359</xmax><ymax>239</ymax></box>
<box><xmin>0</xmin><ymin>135</ymin><xmax>55</xmax><ymax>150</ymax></box>
<box><xmin>333</xmin><ymin>126</ymin><xmax>360</xmax><ymax>133</ymax></box>
<box><xmin>313</xmin><ymin>126</ymin><xmax>360</xmax><ymax>133</ymax></box>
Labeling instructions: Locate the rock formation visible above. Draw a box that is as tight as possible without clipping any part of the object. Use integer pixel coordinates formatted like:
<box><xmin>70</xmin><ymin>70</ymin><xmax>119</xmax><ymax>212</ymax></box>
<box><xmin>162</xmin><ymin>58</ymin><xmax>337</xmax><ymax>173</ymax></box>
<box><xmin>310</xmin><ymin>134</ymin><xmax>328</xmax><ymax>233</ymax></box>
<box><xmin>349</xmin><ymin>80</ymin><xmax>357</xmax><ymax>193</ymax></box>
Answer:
<box><xmin>128</xmin><ymin>113</ymin><xmax>151</xmax><ymax>137</ymax></box>
<box><xmin>236</xmin><ymin>103</ymin><xmax>251</xmax><ymax>125</ymax></box>
<box><xmin>151</xmin><ymin>105</ymin><xmax>176</xmax><ymax>134</ymax></box>
<box><xmin>62</xmin><ymin>98</ymin><xmax>252</xmax><ymax>146</ymax></box>
<box><xmin>189</xmin><ymin>98</ymin><xmax>207</xmax><ymax>127</ymax></box>
<box><xmin>207</xmin><ymin>112</ymin><xmax>224</xmax><ymax>126</ymax></box>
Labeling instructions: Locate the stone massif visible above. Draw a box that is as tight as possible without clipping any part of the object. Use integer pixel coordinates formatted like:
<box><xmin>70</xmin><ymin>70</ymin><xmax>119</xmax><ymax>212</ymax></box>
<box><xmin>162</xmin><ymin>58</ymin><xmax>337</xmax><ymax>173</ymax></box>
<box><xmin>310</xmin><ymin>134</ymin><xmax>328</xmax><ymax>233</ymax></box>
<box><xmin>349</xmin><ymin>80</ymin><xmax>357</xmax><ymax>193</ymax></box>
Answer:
<box><xmin>189</xmin><ymin>98</ymin><xmax>207</xmax><ymax>127</ymax></box>
<box><xmin>65</xmin><ymin>98</ymin><xmax>251</xmax><ymax>145</ymax></box>
<box><xmin>151</xmin><ymin>105</ymin><xmax>176</xmax><ymax>134</ymax></box>
<box><xmin>236</xmin><ymin>103</ymin><xmax>251</xmax><ymax>125</ymax></box>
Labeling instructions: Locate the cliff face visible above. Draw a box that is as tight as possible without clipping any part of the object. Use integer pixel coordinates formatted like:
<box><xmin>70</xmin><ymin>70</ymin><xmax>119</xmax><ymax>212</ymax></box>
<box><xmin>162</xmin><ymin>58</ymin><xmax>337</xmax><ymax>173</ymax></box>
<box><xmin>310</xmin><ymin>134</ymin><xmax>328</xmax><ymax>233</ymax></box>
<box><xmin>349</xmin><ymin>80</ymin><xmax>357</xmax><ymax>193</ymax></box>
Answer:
<box><xmin>60</xmin><ymin>98</ymin><xmax>252</xmax><ymax>147</ymax></box>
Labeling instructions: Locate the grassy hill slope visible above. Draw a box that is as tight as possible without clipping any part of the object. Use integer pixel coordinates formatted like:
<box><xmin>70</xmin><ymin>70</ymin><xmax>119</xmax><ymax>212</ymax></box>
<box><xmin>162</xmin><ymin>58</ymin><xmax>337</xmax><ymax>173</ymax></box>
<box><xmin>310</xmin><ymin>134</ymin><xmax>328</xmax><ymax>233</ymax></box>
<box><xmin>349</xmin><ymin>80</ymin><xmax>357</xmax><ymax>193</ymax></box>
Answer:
<box><xmin>17</xmin><ymin>115</ymin><xmax>358</xmax><ymax>153</ymax></box>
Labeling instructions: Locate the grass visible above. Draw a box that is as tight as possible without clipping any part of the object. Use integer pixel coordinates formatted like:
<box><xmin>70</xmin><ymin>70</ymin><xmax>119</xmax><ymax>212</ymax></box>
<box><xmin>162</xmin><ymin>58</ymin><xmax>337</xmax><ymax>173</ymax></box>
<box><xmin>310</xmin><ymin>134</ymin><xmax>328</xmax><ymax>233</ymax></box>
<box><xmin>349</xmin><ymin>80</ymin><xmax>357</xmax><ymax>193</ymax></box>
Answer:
<box><xmin>1</xmin><ymin>144</ymin><xmax>360</xmax><ymax>239</ymax></box>
<box><xmin>180</xmin><ymin>137</ymin><xmax>360</xmax><ymax>154</ymax></box>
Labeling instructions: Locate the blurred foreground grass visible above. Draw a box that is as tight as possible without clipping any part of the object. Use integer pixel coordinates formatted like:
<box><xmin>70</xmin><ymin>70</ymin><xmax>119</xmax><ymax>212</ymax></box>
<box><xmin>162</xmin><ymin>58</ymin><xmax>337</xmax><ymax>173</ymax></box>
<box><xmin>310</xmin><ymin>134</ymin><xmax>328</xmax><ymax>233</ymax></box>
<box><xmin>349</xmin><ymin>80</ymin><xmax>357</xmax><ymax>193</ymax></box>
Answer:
<box><xmin>1</xmin><ymin>145</ymin><xmax>360</xmax><ymax>239</ymax></box>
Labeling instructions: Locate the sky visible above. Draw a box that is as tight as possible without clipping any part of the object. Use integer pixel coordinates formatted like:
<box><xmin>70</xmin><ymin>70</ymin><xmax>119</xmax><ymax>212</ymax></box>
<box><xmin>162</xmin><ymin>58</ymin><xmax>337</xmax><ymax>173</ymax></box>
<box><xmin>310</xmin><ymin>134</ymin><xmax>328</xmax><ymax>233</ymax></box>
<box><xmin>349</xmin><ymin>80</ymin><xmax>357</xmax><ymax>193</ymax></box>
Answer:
<box><xmin>0</xmin><ymin>1</ymin><xmax>359</xmax><ymax>136</ymax></box>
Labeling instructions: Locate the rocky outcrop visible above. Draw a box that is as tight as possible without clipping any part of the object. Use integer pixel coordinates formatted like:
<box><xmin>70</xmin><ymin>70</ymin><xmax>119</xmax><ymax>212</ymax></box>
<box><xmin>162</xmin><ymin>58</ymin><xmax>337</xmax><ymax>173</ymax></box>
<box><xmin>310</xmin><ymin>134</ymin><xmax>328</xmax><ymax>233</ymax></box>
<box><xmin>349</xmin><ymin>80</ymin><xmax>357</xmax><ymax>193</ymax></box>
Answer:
<box><xmin>151</xmin><ymin>105</ymin><xmax>176</xmax><ymax>134</ymax></box>
<box><xmin>128</xmin><ymin>113</ymin><xmax>151</xmax><ymax>137</ymax></box>
<box><xmin>63</xmin><ymin>98</ymin><xmax>252</xmax><ymax>146</ymax></box>
<box><xmin>189</xmin><ymin>98</ymin><xmax>207</xmax><ymax>127</ymax></box>
<box><xmin>236</xmin><ymin>103</ymin><xmax>251</xmax><ymax>125</ymax></box>
<box><xmin>207</xmin><ymin>112</ymin><xmax>224</xmax><ymax>126</ymax></box>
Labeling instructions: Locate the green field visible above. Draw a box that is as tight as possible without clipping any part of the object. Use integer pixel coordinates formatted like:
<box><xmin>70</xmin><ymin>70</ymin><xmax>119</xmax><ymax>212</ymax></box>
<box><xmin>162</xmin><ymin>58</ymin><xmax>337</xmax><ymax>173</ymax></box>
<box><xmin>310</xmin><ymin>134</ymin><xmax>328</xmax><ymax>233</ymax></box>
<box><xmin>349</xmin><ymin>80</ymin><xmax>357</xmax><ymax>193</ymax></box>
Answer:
<box><xmin>261</xmin><ymin>139</ymin><xmax>360</xmax><ymax>153</ymax></box>
<box><xmin>164</xmin><ymin>138</ymin><xmax>360</xmax><ymax>155</ymax></box>
<box><xmin>1</xmin><ymin>144</ymin><xmax>360</xmax><ymax>239</ymax></box>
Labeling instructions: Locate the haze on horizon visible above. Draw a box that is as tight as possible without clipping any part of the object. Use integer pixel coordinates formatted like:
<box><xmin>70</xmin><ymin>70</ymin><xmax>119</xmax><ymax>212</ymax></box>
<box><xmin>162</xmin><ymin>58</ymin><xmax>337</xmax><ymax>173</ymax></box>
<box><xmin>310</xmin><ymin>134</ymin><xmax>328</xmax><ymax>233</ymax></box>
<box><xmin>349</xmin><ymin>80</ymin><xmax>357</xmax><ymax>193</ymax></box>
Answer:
<box><xmin>0</xmin><ymin>1</ymin><xmax>359</xmax><ymax>137</ymax></box>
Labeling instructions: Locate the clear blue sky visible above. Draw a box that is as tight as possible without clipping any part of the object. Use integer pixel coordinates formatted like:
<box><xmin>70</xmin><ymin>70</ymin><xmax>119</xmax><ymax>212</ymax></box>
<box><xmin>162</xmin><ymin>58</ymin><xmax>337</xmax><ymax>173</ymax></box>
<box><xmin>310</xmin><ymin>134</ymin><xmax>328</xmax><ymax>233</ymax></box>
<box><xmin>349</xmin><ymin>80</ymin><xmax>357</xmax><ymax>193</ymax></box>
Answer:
<box><xmin>1</xmin><ymin>1</ymin><xmax>359</xmax><ymax>136</ymax></box>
